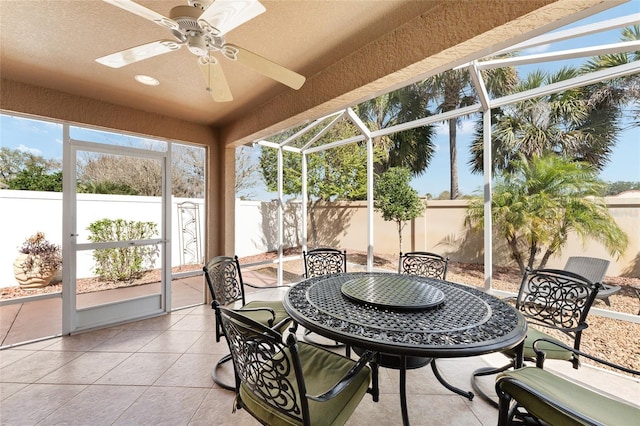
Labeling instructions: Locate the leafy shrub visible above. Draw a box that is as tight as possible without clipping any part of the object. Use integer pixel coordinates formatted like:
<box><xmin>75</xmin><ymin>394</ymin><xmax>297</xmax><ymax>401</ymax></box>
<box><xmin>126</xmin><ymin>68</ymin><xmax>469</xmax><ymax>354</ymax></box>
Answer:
<box><xmin>87</xmin><ymin>219</ymin><xmax>159</xmax><ymax>281</ymax></box>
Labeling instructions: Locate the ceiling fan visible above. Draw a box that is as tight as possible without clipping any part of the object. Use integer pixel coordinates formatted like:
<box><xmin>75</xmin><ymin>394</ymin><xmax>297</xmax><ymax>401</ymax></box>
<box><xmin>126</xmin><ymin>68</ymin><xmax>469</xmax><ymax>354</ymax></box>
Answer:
<box><xmin>96</xmin><ymin>0</ymin><xmax>305</xmax><ymax>102</ymax></box>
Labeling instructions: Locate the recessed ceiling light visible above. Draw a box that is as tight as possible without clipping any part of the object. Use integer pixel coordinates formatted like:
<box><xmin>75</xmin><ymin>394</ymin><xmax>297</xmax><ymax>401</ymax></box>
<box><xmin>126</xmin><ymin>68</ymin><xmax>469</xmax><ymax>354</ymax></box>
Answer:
<box><xmin>134</xmin><ymin>75</ymin><xmax>159</xmax><ymax>86</ymax></box>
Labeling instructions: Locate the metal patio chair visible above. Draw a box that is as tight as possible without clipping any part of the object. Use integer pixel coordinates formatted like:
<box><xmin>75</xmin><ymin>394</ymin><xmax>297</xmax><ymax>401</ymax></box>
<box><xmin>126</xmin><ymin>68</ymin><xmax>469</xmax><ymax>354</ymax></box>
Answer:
<box><xmin>203</xmin><ymin>255</ymin><xmax>290</xmax><ymax>390</ymax></box>
<box><xmin>302</xmin><ymin>247</ymin><xmax>347</xmax><ymax>347</ymax></box>
<box><xmin>564</xmin><ymin>255</ymin><xmax>620</xmax><ymax>306</ymax></box>
<box><xmin>303</xmin><ymin>247</ymin><xmax>347</xmax><ymax>278</ymax></box>
<box><xmin>215</xmin><ymin>305</ymin><xmax>374</xmax><ymax>426</ymax></box>
<box><xmin>472</xmin><ymin>268</ymin><xmax>602</xmax><ymax>407</ymax></box>
<box><xmin>398</xmin><ymin>251</ymin><xmax>449</xmax><ymax>278</ymax></box>
<box><xmin>496</xmin><ymin>338</ymin><xmax>640</xmax><ymax>425</ymax></box>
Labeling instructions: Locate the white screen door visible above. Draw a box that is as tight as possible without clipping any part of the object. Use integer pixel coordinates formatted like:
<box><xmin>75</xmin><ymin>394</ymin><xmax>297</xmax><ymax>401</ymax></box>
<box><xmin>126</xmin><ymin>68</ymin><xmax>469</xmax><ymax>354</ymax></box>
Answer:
<box><xmin>63</xmin><ymin>139</ymin><xmax>170</xmax><ymax>333</ymax></box>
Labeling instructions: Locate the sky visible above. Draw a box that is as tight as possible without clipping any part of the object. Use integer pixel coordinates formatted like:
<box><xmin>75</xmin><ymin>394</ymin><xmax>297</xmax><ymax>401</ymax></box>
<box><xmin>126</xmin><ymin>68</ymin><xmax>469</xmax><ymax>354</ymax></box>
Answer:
<box><xmin>1</xmin><ymin>1</ymin><xmax>639</xmax><ymax>200</ymax></box>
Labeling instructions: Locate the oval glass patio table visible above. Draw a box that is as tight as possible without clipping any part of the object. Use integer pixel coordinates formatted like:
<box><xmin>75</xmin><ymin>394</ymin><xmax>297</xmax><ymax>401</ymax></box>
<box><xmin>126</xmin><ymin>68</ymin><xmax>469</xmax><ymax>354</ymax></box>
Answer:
<box><xmin>283</xmin><ymin>272</ymin><xmax>527</xmax><ymax>426</ymax></box>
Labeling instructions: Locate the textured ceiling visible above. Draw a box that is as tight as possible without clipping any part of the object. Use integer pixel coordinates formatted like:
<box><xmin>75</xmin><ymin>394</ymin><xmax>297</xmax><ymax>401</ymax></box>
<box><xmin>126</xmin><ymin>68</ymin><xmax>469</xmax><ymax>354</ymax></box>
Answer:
<box><xmin>0</xmin><ymin>0</ymin><xmax>436</xmax><ymax>126</ymax></box>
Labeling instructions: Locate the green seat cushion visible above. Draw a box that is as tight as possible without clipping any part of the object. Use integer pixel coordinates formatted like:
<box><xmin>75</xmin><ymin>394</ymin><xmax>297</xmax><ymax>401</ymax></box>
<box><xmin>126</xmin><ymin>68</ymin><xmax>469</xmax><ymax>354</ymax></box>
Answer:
<box><xmin>241</xmin><ymin>300</ymin><xmax>290</xmax><ymax>329</ymax></box>
<box><xmin>503</xmin><ymin>326</ymin><xmax>574</xmax><ymax>361</ymax></box>
<box><xmin>498</xmin><ymin>367</ymin><xmax>640</xmax><ymax>426</ymax></box>
<box><xmin>497</xmin><ymin>367</ymin><xmax>640</xmax><ymax>426</ymax></box>
<box><xmin>239</xmin><ymin>341</ymin><xmax>371</xmax><ymax>426</ymax></box>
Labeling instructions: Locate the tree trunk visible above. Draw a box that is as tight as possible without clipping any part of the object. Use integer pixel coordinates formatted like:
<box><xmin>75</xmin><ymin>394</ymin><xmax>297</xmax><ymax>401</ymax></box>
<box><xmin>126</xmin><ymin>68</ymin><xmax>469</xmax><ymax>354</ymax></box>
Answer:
<box><xmin>448</xmin><ymin>118</ymin><xmax>459</xmax><ymax>200</ymax></box>
<box><xmin>507</xmin><ymin>236</ymin><xmax>525</xmax><ymax>273</ymax></box>
<box><xmin>538</xmin><ymin>248</ymin><xmax>555</xmax><ymax>269</ymax></box>
<box><xmin>397</xmin><ymin>220</ymin><xmax>403</xmax><ymax>254</ymax></box>
<box><xmin>527</xmin><ymin>243</ymin><xmax>538</xmax><ymax>270</ymax></box>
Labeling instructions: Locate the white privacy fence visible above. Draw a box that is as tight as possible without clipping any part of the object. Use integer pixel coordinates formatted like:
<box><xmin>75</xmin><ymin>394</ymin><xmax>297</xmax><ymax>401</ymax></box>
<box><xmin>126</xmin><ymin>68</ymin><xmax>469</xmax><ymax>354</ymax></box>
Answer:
<box><xmin>0</xmin><ymin>190</ymin><xmax>206</xmax><ymax>288</ymax></box>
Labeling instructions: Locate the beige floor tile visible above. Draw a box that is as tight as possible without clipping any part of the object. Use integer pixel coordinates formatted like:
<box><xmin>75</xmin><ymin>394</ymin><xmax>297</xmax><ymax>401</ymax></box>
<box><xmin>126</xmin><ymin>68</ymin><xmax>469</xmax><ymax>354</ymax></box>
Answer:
<box><xmin>0</xmin><ymin>348</ymin><xmax>36</xmax><ymax>368</ymax></box>
<box><xmin>0</xmin><ymin>350</ymin><xmax>83</xmax><ymax>383</ymax></box>
<box><xmin>0</xmin><ymin>382</ymin><xmax>28</xmax><ymax>401</ymax></box>
<box><xmin>118</xmin><ymin>313</ymin><xmax>187</xmax><ymax>331</ymax></box>
<box><xmin>90</xmin><ymin>329</ymin><xmax>163</xmax><ymax>352</ymax></box>
<box><xmin>139</xmin><ymin>330</ymin><xmax>204</xmax><ymax>353</ymax></box>
<box><xmin>37</xmin><ymin>351</ymin><xmax>131</xmax><ymax>384</ymax></box>
<box><xmin>43</xmin><ymin>328</ymin><xmax>123</xmax><ymax>352</ymax></box>
<box><xmin>40</xmin><ymin>384</ymin><xmax>146</xmax><ymax>426</ymax></box>
<box><xmin>404</xmin><ymin>394</ymin><xmax>484</xmax><ymax>426</ymax></box>
<box><xmin>185</xmin><ymin>331</ymin><xmax>229</xmax><ymax>355</ymax></box>
<box><xmin>0</xmin><ymin>304</ymin><xmax>21</xmax><ymax>339</ymax></box>
<box><xmin>0</xmin><ymin>383</ymin><xmax>86</xmax><ymax>425</ymax></box>
<box><xmin>95</xmin><ymin>352</ymin><xmax>180</xmax><ymax>386</ymax></box>
<box><xmin>189</xmin><ymin>387</ymin><xmax>257</xmax><ymax>426</ymax></box>
<box><xmin>168</xmin><ymin>314</ymin><xmax>217</xmax><ymax>332</ymax></box>
<box><xmin>346</xmin><ymin>391</ymin><xmax>403</xmax><ymax>426</ymax></box>
<box><xmin>112</xmin><ymin>386</ymin><xmax>208</xmax><ymax>425</ymax></box>
<box><xmin>155</xmin><ymin>353</ymin><xmax>216</xmax><ymax>388</ymax></box>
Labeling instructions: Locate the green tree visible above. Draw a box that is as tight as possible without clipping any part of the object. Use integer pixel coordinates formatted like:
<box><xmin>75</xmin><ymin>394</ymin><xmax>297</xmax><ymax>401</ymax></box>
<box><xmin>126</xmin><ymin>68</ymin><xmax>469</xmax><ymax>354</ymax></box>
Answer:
<box><xmin>465</xmin><ymin>155</ymin><xmax>628</xmax><ymax>273</ymax></box>
<box><xmin>260</xmin><ymin>142</ymin><xmax>372</xmax><ymax>201</ymax></box>
<box><xmin>0</xmin><ymin>147</ymin><xmax>61</xmax><ymax>190</ymax></box>
<box><xmin>355</xmin><ymin>84</ymin><xmax>437</xmax><ymax>176</ymax></box>
<box><xmin>581</xmin><ymin>25</ymin><xmax>640</xmax><ymax>127</ymax></box>
<box><xmin>470</xmin><ymin>66</ymin><xmax>622</xmax><ymax>174</ymax></box>
<box><xmin>374</xmin><ymin>167</ymin><xmax>426</xmax><ymax>253</ymax></box>
<box><xmin>260</xmin><ymin>141</ymin><xmax>373</xmax><ymax>245</ymax></box>
<box><xmin>6</xmin><ymin>165</ymin><xmax>62</xmax><ymax>191</ymax></box>
<box><xmin>424</xmin><ymin>65</ymin><xmax>517</xmax><ymax>199</ymax></box>
<box><xmin>603</xmin><ymin>180</ymin><xmax>640</xmax><ymax>196</ymax></box>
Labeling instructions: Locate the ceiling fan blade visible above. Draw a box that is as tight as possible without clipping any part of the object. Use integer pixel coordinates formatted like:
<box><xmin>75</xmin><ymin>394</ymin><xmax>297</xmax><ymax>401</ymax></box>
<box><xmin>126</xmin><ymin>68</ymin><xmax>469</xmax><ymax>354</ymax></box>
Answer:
<box><xmin>198</xmin><ymin>56</ymin><xmax>233</xmax><ymax>102</ymax></box>
<box><xmin>224</xmin><ymin>44</ymin><xmax>305</xmax><ymax>90</ymax></box>
<box><xmin>198</xmin><ymin>0</ymin><xmax>266</xmax><ymax>36</ymax></box>
<box><xmin>102</xmin><ymin>0</ymin><xmax>180</xmax><ymax>31</ymax></box>
<box><xmin>96</xmin><ymin>40</ymin><xmax>182</xmax><ymax>68</ymax></box>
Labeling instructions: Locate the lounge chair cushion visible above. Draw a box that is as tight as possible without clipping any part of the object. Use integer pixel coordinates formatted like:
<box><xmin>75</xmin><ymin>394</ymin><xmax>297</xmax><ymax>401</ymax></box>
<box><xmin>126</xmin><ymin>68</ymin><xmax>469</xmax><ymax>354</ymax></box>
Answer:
<box><xmin>240</xmin><ymin>341</ymin><xmax>371</xmax><ymax>426</ymax></box>
<box><xmin>498</xmin><ymin>366</ymin><xmax>640</xmax><ymax>425</ymax></box>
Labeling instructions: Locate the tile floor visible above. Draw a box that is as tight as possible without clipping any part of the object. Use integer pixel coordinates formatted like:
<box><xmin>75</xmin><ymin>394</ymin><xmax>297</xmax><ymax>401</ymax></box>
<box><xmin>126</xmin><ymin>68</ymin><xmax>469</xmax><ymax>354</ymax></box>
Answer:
<box><xmin>1</xmin><ymin>286</ymin><xmax>638</xmax><ymax>425</ymax></box>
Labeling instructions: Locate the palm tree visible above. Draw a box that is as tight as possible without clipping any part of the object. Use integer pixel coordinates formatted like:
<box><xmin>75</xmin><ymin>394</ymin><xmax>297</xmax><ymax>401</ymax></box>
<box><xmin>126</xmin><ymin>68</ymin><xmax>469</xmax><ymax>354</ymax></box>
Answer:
<box><xmin>581</xmin><ymin>25</ymin><xmax>640</xmax><ymax>128</ymax></box>
<box><xmin>422</xmin><ymin>70</ymin><xmax>473</xmax><ymax>199</ymax></box>
<box><xmin>424</xmin><ymin>65</ymin><xmax>517</xmax><ymax>198</ymax></box>
<box><xmin>465</xmin><ymin>154</ymin><xmax>628</xmax><ymax>273</ymax></box>
<box><xmin>355</xmin><ymin>83</ymin><xmax>436</xmax><ymax>177</ymax></box>
<box><xmin>470</xmin><ymin>38</ymin><xmax>636</xmax><ymax>174</ymax></box>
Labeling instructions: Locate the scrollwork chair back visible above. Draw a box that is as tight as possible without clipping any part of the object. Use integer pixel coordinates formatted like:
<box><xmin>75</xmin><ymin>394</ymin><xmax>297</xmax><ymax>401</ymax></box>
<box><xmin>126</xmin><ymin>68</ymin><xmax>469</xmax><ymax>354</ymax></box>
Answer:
<box><xmin>204</xmin><ymin>255</ymin><xmax>245</xmax><ymax>308</ymax></box>
<box><xmin>516</xmin><ymin>268</ymin><xmax>601</xmax><ymax>359</ymax></box>
<box><xmin>303</xmin><ymin>248</ymin><xmax>347</xmax><ymax>278</ymax></box>
<box><xmin>398</xmin><ymin>251</ymin><xmax>449</xmax><ymax>279</ymax></box>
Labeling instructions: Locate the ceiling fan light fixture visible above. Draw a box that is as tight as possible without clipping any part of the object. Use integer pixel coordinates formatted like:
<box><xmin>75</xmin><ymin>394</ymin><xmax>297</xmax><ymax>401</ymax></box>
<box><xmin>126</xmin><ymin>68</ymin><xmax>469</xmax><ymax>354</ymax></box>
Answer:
<box><xmin>135</xmin><ymin>75</ymin><xmax>160</xmax><ymax>86</ymax></box>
